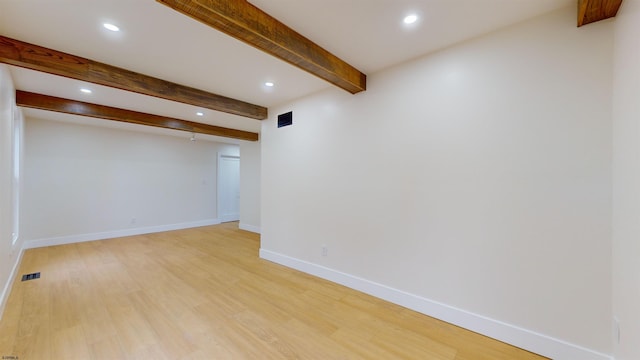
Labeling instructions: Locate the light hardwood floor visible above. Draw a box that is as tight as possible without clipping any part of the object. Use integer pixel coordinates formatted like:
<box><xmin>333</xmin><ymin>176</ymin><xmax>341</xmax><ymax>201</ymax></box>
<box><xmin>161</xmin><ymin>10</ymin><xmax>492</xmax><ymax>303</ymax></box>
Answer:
<box><xmin>0</xmin><ymin>222</ymin><xmax>547</xmax><ymax>359</ymax></box>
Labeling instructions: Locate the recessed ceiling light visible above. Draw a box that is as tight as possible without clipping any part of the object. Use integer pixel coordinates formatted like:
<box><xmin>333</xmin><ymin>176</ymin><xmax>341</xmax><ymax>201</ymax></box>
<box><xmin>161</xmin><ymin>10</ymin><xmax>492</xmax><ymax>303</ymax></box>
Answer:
<box><xmin>80</xmin><ymin>88</ymin><xmax>92</xmax><ymax>94</ymax></box>
<box><xmin>103</xmin><ymin>23</ymin><xmax>120</xmax><ymax>32</ymax></box>
<box><xmin>265</xmin><ymin>82</ymin><xmax>275</xmax><ymax>87</ymax></box>
<box><xmin>403</xmin><ymin>14</ymin><xmax>418</xmax><ymax>24</ymax></box>
<box><xmin>196</xmin><ymin>112</ymin><xmax>204</xmax><ymax>116</ymax></box>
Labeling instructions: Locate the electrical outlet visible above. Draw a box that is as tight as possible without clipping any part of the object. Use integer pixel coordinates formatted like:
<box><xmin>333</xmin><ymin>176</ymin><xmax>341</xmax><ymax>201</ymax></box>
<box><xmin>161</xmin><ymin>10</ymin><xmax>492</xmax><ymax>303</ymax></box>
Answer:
<box><xmin>613</xmin><ymin>316</ymin><xmax>620</xmax><ymax>344</ymax></box>
<box><xmin>131</xmin><ymin>218</ymin><xmax>137</xmax><ymax>225</ymax></box>
<box><xmin>322</xmin><ymin>245</ymin><xmax>328</xmax><ymax>257</ymax></box>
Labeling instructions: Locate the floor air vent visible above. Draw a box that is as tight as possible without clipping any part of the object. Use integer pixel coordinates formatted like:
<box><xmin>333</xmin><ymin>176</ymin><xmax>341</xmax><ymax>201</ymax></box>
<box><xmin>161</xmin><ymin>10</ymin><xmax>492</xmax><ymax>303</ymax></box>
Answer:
<box><xmin>21</xmin><ymin>272</ymin><xmax>40</xmax><ymax>281</ymax></box>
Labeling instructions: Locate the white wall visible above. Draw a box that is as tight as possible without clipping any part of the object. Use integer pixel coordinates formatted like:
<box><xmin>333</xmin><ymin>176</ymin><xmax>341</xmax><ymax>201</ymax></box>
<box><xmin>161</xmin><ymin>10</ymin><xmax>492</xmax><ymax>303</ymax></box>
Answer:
<box><xmin>612</xmin><ymin>0</ymin><xmax>640</xmax><ymax>358</ymax></box>
<box><xmin>22</xmin><ymin>117</ymin><xmax>239</xmax><ymax>243</ymax></box>
<box><xmin>240</xmin><ymin>140</ymin><xmax>261</xmax><ymax>233</ymax></box>
<box><xmin>0</xmin><ymin>65</ymin><xmax>25</xmax><ymax>318</ymax></box>
<box><xmin>261</xmin><ymin>7</ymin><xmax>613</xmax><ymax>359</ymax></box>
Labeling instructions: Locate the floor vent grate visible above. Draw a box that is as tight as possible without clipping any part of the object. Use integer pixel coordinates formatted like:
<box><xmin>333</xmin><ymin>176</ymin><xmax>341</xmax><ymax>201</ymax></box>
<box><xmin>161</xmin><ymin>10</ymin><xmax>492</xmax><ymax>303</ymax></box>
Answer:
<box><xmin>21</xmin><ymin>272</ymin><xmax>40</xmax><ymax>281</ymax></box>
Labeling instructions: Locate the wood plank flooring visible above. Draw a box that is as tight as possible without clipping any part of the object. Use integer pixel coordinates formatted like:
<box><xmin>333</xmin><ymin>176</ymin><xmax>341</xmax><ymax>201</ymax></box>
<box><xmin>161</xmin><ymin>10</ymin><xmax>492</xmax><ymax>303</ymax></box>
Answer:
<box><xmin>0</xmin><ymin>222</ymin><xmax>548</xmax><ymax>359</ymax></box>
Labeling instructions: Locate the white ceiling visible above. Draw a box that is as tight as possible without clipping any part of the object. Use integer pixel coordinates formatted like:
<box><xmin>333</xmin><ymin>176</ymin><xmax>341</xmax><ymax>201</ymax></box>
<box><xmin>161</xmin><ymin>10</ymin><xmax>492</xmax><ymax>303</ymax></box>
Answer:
<box><xmin>0</xmin><ymin>0</ymin><xmax>573</xmax><ymax>143</ymax></box>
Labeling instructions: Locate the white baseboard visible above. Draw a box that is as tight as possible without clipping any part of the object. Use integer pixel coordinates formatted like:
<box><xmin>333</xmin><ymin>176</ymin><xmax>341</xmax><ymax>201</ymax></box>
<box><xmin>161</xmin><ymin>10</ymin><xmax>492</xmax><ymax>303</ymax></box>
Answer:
<box><xmin>0</xmin><ymin>246</ymin><xmax>25</xmax><ymax>321</ymax></box>
<box><xmin>220</xmin><ymin>214</ymin><xmax>240</xmax><ymax>223</ymax></box>
<box><xmin>239</xmin><ymin>223</ymin><xmax>261</xmax><ymax>234</ymax></box>
<box><xmin>259</xmin><ymin>249</ymin><xmax>612</xmax><ymax>360</ymax></box>
<box><xmin>23</xmin><ymin>219</ymin><xmax>221</xmax><ymax>250</ymax></box>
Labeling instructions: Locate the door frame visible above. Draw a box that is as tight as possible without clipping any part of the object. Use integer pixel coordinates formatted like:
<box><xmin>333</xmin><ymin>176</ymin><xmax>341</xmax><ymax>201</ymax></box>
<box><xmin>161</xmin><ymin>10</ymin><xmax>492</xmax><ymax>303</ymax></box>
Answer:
<box><xmin>217</xmin><ymin>153</ymin><xmax>240</xmax><ymax>222</ymax></box>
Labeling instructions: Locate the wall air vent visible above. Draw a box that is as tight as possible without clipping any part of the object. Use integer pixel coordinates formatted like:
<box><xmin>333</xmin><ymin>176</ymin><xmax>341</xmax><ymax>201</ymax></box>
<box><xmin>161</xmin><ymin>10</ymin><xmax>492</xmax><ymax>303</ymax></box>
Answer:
<box><xmin>278</xmin><ymin>111</ymin><xmax>293</xmax><ymax>128</ymax></box>
<box><xmin>21</xmin><ymin>272</ymin><xmax>40</xmax><ymax>281</ymax></box>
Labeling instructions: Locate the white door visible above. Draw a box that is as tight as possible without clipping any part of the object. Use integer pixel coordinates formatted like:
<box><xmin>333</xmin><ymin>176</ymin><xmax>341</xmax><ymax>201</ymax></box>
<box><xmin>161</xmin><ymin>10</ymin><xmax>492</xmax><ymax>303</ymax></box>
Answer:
<box><xmin>218</xmin><ymin>154</ymin><xmax>240</xmax><ymax>222</ymax></box>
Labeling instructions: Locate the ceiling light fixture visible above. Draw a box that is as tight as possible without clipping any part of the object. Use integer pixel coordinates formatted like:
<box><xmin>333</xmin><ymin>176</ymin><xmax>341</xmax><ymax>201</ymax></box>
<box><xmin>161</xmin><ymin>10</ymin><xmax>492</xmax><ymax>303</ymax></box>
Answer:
<box><xmin>265</xmin><ymin>82</ymin><xmax>275</xmax><ymax>87</ymax></box>
<box><xmin>80</xmin><ymin>88</ymin><xmax>92</xmax><ymax>94</ymax></box>
<box><xmin>103</xmin><ymin>23</ymin><xmax>120</xmax><ymax>32</ymax></box>
<box><xmin>403</xmin><ymin>14</ymin><xmax>418</xmax><ymax>24</ymax></box>
<box><xmin>196</xmin><ymin>112</ymin><xmax>204</xmax><ymax>116</ymax></box>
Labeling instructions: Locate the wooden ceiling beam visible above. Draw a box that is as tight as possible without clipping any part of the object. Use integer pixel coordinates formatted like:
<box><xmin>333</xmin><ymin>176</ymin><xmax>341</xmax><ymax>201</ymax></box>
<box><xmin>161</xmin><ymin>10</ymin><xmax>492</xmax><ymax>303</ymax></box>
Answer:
<box><xmin>157</xmin><ymin>0</ymin><xmax>367</xmax><ymax>94</ymax></box>
<box><xmin>578</xmin><ymin>0</ymin><xmax>623</xmax><ymax>27</ymax></box>
<box><xmin>1</xmin><ymin>35</ymin><xmax>267</xmax><ymax>120</ymax></box>
<box><xmin>16</xmin><ymin>91</ymin><xmax>259</xmax><ymax>142</ymax></box>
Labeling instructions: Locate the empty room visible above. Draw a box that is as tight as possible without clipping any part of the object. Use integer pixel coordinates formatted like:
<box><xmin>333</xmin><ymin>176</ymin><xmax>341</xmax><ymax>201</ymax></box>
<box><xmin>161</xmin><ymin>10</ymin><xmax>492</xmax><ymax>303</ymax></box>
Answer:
<box><xmin>0</xmin><ymin>0</ymin><xmax>639</xmax><ymax>359</ymax></box>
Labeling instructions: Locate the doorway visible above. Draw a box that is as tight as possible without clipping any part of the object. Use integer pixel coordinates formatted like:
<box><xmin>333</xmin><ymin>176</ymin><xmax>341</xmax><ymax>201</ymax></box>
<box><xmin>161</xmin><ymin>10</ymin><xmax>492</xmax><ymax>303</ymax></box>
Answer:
<box><xmin>217</xmin><ymin>153</ymin><xmax>240</xmax><ymax>222</ymax></box>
